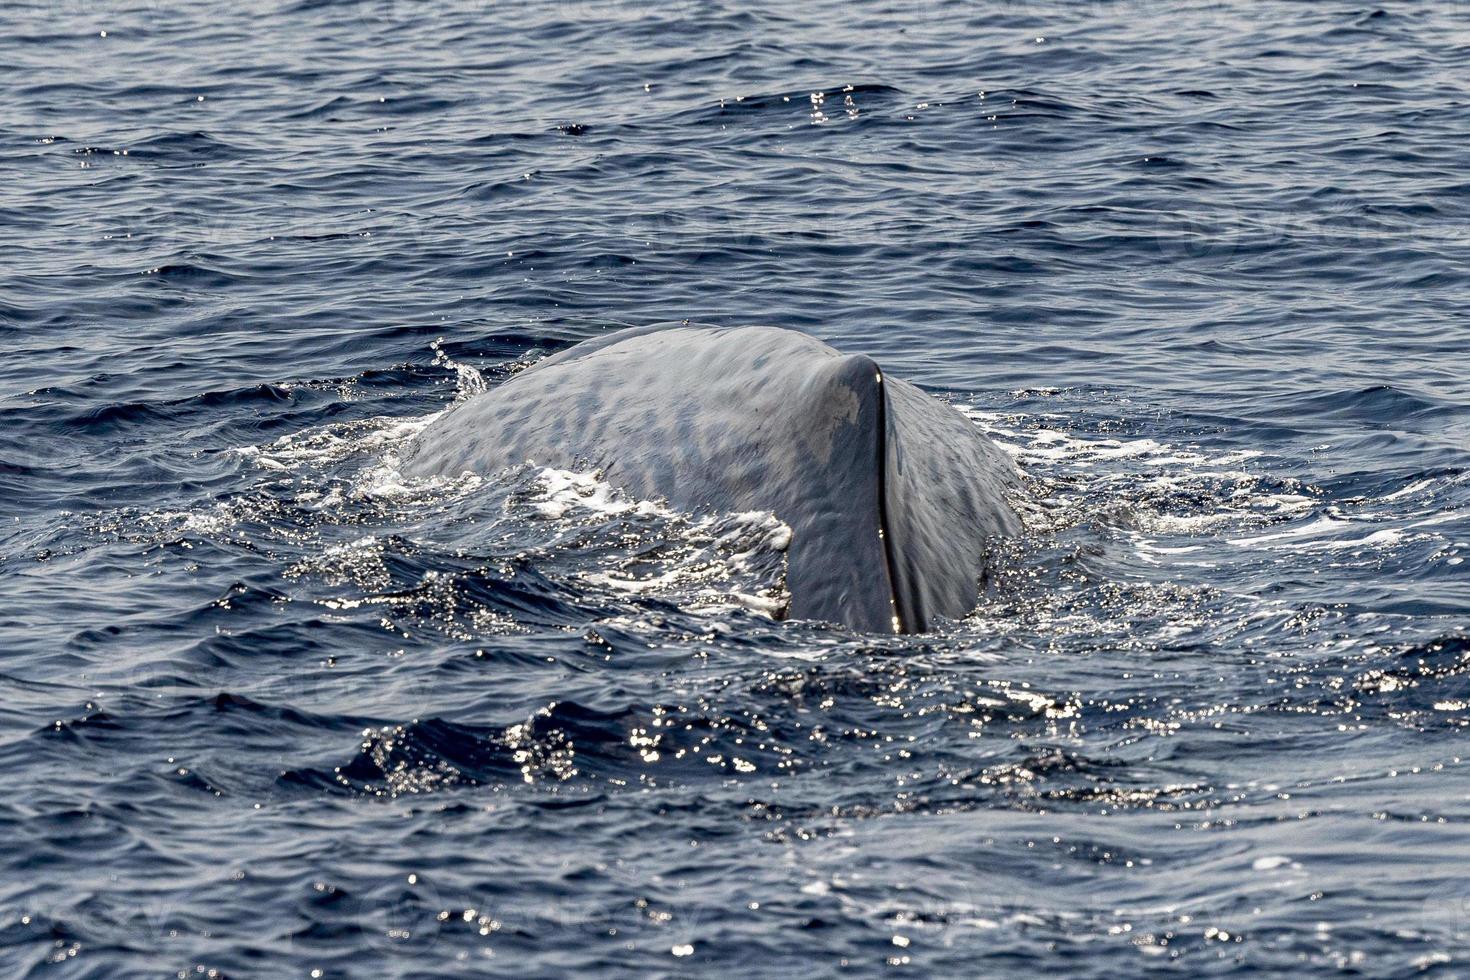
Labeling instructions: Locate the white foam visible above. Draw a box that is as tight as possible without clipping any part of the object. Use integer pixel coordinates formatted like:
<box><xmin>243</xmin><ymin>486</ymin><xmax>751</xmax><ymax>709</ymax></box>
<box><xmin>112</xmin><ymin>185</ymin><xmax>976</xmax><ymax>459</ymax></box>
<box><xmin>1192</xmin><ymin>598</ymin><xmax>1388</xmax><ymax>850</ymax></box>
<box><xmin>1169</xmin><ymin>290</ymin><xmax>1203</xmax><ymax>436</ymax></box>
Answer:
<box><xmin>531</xmin><ymin>467</ymin><xmax>669</xmax><ymax>519</ymax></box>
<box><xmin>1229</xmin><ymin>515</ymin><xmax>1352</xmax><ymax>546</ymax></box>
<box><xmin>524</xmin><ymin>466</ymin><xmax>793</xmax><ymax>620</ymax></box>
<box><xmin>1230</xmin><ymin>518</ymin><xmax>1409</xmax><ymax>553</ymax></box>
<box><xmin>1378</xmin><ymin>478</ymin><xmax>1436</xmax><ymax>502</ymax></box>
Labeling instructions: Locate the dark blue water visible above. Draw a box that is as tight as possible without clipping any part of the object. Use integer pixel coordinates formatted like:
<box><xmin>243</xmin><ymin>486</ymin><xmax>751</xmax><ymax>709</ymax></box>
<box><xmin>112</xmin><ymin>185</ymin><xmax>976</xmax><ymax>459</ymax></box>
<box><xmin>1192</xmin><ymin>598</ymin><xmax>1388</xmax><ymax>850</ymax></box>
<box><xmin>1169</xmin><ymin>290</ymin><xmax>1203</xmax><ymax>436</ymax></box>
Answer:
<box><xmin>4</xmin><ymin>0</ymin><xmax>1470</xmax><ymax>975</ymax></box>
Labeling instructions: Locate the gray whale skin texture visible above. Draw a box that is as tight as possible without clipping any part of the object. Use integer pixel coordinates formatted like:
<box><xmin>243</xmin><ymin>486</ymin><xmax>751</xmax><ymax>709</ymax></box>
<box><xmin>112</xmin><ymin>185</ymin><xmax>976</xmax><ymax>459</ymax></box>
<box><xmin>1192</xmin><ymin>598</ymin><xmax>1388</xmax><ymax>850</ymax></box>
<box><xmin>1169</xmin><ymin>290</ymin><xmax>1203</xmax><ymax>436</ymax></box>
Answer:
<box><xmin>403</xmin><ymin>324</ymin><xmax>1021</xmax><ymax>633</ymax></box>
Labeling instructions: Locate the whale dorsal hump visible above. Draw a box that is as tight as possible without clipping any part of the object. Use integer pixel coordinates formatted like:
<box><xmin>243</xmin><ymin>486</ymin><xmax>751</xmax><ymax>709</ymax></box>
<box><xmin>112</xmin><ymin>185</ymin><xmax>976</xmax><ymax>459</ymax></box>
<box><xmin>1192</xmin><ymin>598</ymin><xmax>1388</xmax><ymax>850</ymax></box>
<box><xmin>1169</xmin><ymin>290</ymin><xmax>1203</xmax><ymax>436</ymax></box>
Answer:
<box><xmin>403</xmin><ymin>324</ymin><xmax>1019</xmax><ymax>632</ymax></box>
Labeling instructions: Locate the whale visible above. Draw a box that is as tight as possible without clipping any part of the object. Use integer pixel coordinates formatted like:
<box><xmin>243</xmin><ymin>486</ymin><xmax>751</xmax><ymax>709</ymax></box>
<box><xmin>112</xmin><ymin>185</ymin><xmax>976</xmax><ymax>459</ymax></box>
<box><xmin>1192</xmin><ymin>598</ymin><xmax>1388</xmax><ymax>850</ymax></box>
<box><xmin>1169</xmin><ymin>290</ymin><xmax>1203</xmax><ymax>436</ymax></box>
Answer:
<box><xmin>402</xmin><ymin>324</ymin><xmax>1021</xmax><ymax>633</ymax></box>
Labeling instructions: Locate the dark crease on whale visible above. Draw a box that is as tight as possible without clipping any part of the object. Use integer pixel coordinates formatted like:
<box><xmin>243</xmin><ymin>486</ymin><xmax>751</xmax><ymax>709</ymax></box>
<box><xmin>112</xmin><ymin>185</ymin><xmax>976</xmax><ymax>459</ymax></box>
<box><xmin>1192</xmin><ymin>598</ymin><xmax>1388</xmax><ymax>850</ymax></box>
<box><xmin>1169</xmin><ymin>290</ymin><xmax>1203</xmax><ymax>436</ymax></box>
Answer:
<box><xmin>402</xmin><ymin>324</ymin><xmax>1021</xmax><ymax>632</ymax></box>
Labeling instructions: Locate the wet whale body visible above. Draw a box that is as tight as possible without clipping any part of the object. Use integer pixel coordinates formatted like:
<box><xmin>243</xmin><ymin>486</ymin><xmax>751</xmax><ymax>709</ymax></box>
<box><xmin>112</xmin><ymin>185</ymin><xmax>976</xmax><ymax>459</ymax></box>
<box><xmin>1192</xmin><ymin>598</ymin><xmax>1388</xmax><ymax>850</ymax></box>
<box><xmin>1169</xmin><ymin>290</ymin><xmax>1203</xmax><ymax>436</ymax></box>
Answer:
<box><xmin>404</xmin><ymin>324</ymin><xmax>1021</xmax><ymax>633</ymax></box>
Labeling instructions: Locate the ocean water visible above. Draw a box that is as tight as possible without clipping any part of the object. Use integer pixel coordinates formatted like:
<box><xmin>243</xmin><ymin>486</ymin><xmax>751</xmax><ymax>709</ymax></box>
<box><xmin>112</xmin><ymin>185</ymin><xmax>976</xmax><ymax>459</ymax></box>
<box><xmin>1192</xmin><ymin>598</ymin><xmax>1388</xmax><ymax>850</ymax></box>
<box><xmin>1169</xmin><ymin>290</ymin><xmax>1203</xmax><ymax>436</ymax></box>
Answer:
<box><xmin>3</xmin><ymin>0</ymin><xmax>1470</xmax><ymax>975</ymax></box>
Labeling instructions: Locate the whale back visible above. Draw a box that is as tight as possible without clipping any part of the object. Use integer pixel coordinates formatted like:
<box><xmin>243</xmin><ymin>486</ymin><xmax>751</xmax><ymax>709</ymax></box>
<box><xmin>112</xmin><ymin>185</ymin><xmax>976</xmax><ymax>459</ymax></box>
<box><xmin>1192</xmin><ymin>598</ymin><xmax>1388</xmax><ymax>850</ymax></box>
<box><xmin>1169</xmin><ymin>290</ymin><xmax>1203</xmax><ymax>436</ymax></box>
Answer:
<box><xmin>882</xmin><ymin>374</ymin><xmax>1020</xmax><ymax>629</ymax></box>
<box><xmin>402</xmin><ymin>324</ymin><xmax>1019</xmax><ymax>632</ymax></box>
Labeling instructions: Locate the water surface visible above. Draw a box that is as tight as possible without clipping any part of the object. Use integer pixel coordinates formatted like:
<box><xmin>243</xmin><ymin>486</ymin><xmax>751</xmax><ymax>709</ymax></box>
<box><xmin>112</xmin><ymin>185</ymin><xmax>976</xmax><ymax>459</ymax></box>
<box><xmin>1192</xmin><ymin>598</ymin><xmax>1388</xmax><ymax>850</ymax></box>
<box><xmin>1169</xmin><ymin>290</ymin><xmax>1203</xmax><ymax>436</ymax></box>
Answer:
<box><xmin>3</xmin><ymin>0</ymin><xmax>1469</xmax><ymax>976</ymax></box>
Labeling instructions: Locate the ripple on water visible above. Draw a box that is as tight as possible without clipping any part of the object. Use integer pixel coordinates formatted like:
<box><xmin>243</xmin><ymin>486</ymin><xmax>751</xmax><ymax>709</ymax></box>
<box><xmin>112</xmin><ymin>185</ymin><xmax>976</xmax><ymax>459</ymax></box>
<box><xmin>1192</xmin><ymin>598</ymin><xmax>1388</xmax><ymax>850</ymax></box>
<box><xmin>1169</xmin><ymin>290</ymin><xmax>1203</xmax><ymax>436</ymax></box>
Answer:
<box><xmin>5</xmin><ymin>0</ymin><xmax>1470</xmax><ymax>974</ymax></box>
